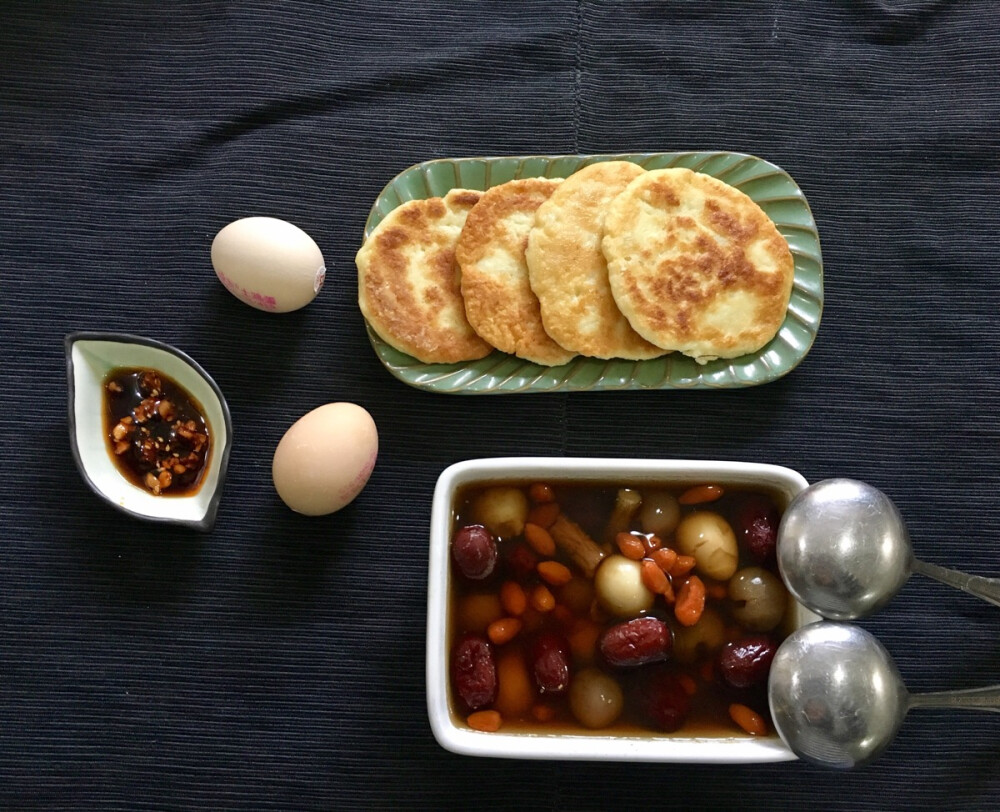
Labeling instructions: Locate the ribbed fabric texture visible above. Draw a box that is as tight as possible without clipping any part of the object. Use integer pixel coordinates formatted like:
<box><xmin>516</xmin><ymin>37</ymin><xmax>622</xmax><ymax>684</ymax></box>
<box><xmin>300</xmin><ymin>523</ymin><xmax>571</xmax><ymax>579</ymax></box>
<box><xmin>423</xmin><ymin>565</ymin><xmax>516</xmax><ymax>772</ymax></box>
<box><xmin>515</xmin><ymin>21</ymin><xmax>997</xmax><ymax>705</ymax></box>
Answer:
<box><xmin>2</xmin><ymin>1</ymin><xmax>999</xmax><ymax>808</ymax></box>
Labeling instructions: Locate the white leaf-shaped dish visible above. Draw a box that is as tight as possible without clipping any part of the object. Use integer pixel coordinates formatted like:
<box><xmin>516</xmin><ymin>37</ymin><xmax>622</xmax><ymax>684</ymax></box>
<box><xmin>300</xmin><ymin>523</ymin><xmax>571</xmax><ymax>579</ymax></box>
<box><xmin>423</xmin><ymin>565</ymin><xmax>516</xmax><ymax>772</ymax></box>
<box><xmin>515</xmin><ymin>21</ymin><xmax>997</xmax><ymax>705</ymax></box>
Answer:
<box><xmin>66</xmin><ymin>332</ymin><xmax>232</xmax><ymax>532</ymax></box>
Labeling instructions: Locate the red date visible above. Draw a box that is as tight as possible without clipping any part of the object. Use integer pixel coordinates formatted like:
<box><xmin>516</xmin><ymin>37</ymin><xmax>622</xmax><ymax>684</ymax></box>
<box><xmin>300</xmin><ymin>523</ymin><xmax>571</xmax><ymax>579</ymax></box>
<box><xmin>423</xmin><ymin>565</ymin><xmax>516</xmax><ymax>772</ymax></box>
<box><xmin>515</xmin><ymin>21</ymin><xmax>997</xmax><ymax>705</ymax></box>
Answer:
<box><xmin>530</xmin><ymin>632</ymin><xmax>571</xmax><ymax>695</ymax></box>
<box><xmin>718</xmin><ymin>635</ymin><xmax>777</xmax><ymax>689</ymax></box>
<box><xmin>451</xmin><ymin>633</ymin><xmax>497</xmax><ymax>710</ymax></box>
<box><xmin>452</xmin><ymin>525</ymin><xmax>498</xmax><ymax>580</ymax></box>
<box><xmin>734</xmin><ymin>496</ymin><xmax>779</xmax><ymax>563</ymax></box>
<box><xmin>643</xmin><ymin>670</ymin><xmax>691</xmax><ymax>732</ymax></box>
<box><xmin>506</xmin><ymin>543</ymin><xmax>538</xmax><ymax>580</ymax></box>
<box><xmin>599</xmin><ymin>617</ymin><xmax>672</xmax><ymax>667</ymax></box>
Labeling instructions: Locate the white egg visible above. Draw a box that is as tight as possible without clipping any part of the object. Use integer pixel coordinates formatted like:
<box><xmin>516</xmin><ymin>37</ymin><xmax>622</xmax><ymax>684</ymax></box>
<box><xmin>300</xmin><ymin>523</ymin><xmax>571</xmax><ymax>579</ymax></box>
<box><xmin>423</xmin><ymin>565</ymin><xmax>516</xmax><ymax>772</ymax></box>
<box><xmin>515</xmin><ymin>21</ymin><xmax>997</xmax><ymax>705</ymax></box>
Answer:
<box><xmin>211</xmin><ymin>216</ymin><xmax>325</xmax><ymax>313</ymax></box>
<box><xmin>272</xmin><ymin>403</ymin><xmax>378</xmax><ymax>516</ymax></box>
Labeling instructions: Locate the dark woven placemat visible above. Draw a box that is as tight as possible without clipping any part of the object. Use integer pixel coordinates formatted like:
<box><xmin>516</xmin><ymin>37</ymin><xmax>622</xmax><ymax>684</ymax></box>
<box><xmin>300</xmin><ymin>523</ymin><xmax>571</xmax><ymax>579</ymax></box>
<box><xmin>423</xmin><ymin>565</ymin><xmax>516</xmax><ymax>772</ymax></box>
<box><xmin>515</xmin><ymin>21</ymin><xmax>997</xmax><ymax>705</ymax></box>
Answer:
<box><xmin>2</xmin><ymin>1</ymin><xmax>998</xmax><ymax>808</ymax></box>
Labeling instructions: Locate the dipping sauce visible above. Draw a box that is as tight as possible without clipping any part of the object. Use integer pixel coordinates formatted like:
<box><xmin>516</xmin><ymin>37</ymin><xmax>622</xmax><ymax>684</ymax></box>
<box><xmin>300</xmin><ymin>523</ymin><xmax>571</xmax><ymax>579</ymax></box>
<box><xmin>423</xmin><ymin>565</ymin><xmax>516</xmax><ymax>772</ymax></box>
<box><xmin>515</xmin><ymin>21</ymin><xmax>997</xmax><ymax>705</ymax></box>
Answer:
<box><xmin>448</xmin><ymin>480</ymin><xmax>793</xmax><ymax>738</ymax></box>
<box><xmin>104</xmin><ymin>368</ymin><xmax>210</xmax><ymax>496</ymax></box>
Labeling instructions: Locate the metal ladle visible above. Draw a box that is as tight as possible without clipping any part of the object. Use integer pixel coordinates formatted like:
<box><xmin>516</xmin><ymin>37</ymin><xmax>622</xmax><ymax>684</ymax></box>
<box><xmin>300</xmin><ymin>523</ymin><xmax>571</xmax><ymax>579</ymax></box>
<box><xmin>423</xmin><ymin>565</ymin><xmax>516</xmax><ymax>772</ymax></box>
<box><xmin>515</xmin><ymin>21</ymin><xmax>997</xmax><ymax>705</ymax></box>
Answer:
<box><xmin>768</xmin><ymin>621</ymin><xmax>1000</xmax><ymax>768</ymax></box>
<box><xmin>777</xmin><ymin>478</ymin><xmax>1000</xmax><ymax>619</ymax></box>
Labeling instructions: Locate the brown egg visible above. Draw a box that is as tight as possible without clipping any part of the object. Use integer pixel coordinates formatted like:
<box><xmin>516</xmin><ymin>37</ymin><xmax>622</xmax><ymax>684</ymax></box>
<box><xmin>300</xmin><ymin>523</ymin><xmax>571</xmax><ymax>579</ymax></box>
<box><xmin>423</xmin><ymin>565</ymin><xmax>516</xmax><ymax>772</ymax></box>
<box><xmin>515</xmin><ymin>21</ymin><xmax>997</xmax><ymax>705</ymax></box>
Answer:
<box><xmin>272</xmin><ymin>403</ymin><xmax>378</xmax><ymax>516</ymax></box>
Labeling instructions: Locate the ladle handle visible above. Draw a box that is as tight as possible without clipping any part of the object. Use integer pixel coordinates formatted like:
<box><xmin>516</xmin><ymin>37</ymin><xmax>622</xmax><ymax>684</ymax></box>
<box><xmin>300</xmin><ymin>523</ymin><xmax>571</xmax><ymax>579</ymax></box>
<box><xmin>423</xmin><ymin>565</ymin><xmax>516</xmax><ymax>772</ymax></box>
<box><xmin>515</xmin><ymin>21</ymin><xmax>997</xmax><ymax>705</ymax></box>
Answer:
<box><xmin>911</xmin><ymin>559</ymin><xmax>1000</xmax><ymax>609</ymax></box>
<box><xmin>908</xmin><ymin>684</ymin><xmax>1000</xmax><ymax>713</ymax></box>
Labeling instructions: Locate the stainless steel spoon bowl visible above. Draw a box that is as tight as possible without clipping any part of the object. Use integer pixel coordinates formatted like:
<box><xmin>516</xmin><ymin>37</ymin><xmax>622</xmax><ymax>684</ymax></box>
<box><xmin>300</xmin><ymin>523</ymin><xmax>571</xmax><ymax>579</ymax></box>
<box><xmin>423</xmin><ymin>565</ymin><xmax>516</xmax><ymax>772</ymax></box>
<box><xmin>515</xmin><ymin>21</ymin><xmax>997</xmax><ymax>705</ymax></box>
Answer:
<box><xmin>777</xmin><ymin>478</ymin><xmax>1000</xmax><ymax>619</ymax></box>
<box><xmin>768</xmin><ymin>621</ymin><xmax>1000</xmax><ymax>768</ymax></box>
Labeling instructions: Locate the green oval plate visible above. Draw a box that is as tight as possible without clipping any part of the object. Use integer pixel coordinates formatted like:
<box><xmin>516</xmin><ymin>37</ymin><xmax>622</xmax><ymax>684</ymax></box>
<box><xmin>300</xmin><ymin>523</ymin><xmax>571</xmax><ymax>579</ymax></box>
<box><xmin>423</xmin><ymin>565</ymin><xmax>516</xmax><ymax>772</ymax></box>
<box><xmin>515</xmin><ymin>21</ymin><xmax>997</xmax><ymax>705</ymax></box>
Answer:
<box><xmin>361</xmin><ymin>152</ymin><xmax>823</xmax><ymax>394</ymax></box>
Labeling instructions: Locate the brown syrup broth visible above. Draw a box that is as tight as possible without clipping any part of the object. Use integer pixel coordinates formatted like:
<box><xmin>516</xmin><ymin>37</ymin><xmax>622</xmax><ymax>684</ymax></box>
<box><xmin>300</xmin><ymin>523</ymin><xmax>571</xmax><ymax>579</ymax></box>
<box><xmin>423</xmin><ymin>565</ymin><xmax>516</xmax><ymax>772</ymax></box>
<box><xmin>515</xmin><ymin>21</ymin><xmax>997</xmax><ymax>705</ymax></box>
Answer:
<box><xmin>448</xmin><ymin>479</ymin><xmax>790</xmax><ymax>738</ymax></box>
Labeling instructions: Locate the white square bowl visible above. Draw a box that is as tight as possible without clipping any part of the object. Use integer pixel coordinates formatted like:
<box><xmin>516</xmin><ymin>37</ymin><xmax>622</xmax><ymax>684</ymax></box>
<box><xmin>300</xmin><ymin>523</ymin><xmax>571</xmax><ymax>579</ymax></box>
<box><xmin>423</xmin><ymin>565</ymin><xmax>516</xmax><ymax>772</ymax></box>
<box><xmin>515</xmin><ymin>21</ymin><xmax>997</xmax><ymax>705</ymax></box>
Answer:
<box><xmin>427</xmin><ymin>456</ymin><xmax>817</xmax><ymax>763</ymax></box>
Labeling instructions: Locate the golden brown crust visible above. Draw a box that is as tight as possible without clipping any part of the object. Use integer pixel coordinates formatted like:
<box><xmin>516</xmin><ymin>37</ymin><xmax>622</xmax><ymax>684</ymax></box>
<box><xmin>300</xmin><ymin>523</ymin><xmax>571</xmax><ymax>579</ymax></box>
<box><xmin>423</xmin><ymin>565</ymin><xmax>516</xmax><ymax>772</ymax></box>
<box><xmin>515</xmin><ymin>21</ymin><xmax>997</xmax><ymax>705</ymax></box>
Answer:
<box><xmin>455</xmin><ymin>178</ymin><xmax>574</xmax><ymax>367</ymax></box>
<box><xmin>524</xmin><ymin>161</ymin><xmax>666</xmax><ymax>360</ymax></box>
<box><xmin>603</xmin><ymin>168</ymin><xmax>794</xmax><ymax>363</ymax></box>
<box><xmin>356</xmin><ymin>188</ymin><xmax>493</xmax><ymax>364</ymax></box>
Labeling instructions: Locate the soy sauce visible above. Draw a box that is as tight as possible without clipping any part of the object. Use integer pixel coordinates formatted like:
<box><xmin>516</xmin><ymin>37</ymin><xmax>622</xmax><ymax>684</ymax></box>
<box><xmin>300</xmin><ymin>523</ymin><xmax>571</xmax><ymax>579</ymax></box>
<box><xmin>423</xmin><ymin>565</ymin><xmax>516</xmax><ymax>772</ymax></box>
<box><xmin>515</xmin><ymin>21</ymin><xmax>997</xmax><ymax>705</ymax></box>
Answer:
<box><xmin>104</xmin><ymin>368</ymin><xmax>210</xmax><ymax>495</ymax></box>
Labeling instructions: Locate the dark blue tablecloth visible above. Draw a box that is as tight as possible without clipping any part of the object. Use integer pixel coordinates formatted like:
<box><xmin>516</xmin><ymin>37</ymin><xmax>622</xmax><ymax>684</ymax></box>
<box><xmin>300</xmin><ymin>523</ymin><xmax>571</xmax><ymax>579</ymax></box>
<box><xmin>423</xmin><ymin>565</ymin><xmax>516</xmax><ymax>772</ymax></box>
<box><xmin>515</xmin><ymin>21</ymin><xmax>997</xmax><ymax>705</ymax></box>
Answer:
<box><xmin>3</xmin><ymin>1</ymin><xmax>999</xmax><ymax>808</ymax></box>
